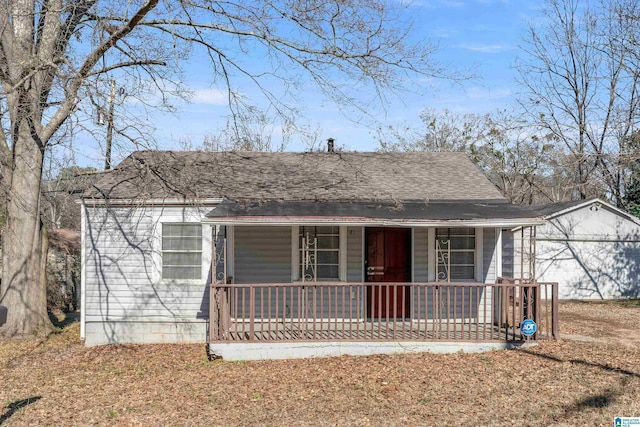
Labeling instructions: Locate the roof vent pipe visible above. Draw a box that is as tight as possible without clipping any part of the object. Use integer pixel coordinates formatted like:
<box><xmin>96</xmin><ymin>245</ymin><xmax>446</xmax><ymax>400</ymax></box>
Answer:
<box><xmin>327</xmin><ymin>137</ymin><xmax>335</xmax><ymax>153</ymax></box>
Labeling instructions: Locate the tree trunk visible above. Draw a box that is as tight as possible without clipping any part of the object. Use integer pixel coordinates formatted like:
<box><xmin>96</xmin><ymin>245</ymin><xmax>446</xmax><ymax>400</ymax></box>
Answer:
<box><xmin>0</xmin><ymin>127</ymin><xmax>52</xmax><ymax>337</ymax></box>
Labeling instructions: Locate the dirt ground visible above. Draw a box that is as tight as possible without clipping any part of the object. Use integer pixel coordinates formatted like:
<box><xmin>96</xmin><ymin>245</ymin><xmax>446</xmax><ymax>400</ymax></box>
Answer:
<box><xmin>0</xmin><ymin>301</ymin><xmax>638</xmax><ymax>426</ymax></box>
<box><xmin>559</xmin><ymin>300</ymin><xmax>640</xmax><ymax>347</ymax></box>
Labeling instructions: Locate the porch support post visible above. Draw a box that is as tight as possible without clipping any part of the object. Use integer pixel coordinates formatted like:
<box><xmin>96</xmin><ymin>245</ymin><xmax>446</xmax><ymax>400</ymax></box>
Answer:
<box><xmin>495</xmin><ymin>228</ymin><xmax>503</xmax><ymax>280</ymax></box>
<box><xmin>520</xmin><ymin>227</ymin><xmax>525</xmax><ymax>280</ymax></box>
<box><xmin>427</xmin><ymin>228</ymin><xmax>435</xmax><ymax>281</ymax></box>
<box><xmin>531</xmin><ymin>226</ymin><xmax>536</xmax><ymax>281</ymax></box>
<box><xmin>209</xmin><ymin>284</ymin><xmax>217</xmax><ymax>342</ymax></box>
<box><xmin>209</xmin><ymin>225</ymin><xmax>218</xmax><ymax>342</ymax></box>
<box><xmin>475</xmin><ymin>228</ymin><xmax>483</xmax><ymax>283</ymax></box>
<box><xmin>209</xmin><ymin>225</ymin><xmax>229</xmax><ymax>342</ymax></box>
<box><xmin>226</xmin><ymin>226</ymin><xmax>235</xmax><ymax>283</ymax></box>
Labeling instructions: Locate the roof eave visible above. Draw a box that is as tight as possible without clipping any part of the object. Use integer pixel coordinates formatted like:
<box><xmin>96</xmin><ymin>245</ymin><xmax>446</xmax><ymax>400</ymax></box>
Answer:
<box><xmin>201</xmin><ymin>216</ymin><xmax>546</xmax><ymax>228</ymax></box>
<box><xmin>79</xmin><ymin>197</ymin><xmax>224</xmax><ymax>206</ymax></box>
<box><xmin>543</xmin><ymin>197</ymin><xmax>640</xmax><ymax>226</ymax></box>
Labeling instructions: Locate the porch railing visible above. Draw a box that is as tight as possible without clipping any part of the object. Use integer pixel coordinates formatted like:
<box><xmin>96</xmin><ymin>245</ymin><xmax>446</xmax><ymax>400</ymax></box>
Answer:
<box><xmin>209</xmin><ymin>281</ymin><xmax>558</xmax><ymax>343</ymax></box>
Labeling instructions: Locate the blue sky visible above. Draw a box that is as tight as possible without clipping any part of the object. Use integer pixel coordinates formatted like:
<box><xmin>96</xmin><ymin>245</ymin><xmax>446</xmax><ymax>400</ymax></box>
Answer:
<box><xmin>66</xmin><ymin>0</ymin><xmax>545</xmax><ymax>168</ymax></box>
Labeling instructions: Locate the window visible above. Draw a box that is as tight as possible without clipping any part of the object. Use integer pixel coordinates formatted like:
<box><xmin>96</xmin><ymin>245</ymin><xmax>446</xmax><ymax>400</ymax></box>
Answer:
<box><xmin>162</xmin><ymin>224</ymin><xmax>202</xmax><ymax>280</ymax></box>
<box><xmin>436</xmin><ymin>228</ymin><xmax>475</xmax><ymax>281</ymax></box>
<box><xmin>299</xmin><ymin>226</ymin><xmax>340</xmax><ymax>280</ymax></box>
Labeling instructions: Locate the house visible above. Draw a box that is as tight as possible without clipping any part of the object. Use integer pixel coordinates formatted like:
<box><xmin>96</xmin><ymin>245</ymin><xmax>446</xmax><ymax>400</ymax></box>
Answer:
<box><xmin>505</xmin><ymin>198</ymin><xmax>640</xmax><ymax>300</ymax></box>
<box><xmin>48</xmin><ymin>229</ymin><xmax>81</xmax><ymax>312</ymax></box>
<box><xmin>80</xmin><ymin>150</ymin><xmax>558</xmax><ymax>360</ymax></box>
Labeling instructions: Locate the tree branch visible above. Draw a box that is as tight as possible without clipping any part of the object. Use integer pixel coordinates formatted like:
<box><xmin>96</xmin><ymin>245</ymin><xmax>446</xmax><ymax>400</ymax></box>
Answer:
<box><xmin>42</xmin><ymin>0</ymin><xmax>159</xmax><ymax>142</ymax></box>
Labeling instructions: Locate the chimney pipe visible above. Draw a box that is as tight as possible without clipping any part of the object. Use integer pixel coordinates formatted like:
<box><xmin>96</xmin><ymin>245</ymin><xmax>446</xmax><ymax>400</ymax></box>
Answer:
<box><xmin>327</xmin><ymin>137</ymin><xmax>335</xmax><ymax>153</ymax></box>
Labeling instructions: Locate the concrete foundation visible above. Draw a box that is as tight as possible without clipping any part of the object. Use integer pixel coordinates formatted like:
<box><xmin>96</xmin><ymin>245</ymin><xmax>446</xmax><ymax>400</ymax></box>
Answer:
<box><xmin>84</xmin><ymin>321</ymin><xmax>207</xmax><ymax>346</ymax></box>
<box><xmin>208</xmin><ymin>340</ymin><xmax>531</xmax><ymax>361</ymax></box>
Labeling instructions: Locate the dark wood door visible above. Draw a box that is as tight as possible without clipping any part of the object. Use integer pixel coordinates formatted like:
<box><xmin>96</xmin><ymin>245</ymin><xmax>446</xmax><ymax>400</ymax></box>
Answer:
<box><xmin>366</xmin><ymin>228</ymin><xmax>411</xmax><ymax>319</ymax></box>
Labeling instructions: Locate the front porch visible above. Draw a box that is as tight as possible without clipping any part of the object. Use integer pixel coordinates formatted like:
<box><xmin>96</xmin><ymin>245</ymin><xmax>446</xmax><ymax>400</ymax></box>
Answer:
<box><xmin>207</xmin><ymin>280</ymin><xmax>559</xmax><ymax>360</ymax></box>
<box><xmin>204</xmin><ymin>200</ymin><xmax>553</xmax><ymax>359</ymax></box>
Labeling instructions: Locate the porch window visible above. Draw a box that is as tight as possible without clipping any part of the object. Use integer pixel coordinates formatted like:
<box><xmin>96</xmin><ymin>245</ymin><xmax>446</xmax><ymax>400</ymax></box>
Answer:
<box><xmin>436</xmin><ymin>228</ymin><xmax>475</xmax><ymax>281</ymax></box>
<box><xmin>162</xmin><ymin>223</ymin><xmax>202</xmax><ymax>280</ymax></box>
<box><xmin>299</xmin><ymin>226</ymin><xmax>340</xmax><ymax>280</ymax></box>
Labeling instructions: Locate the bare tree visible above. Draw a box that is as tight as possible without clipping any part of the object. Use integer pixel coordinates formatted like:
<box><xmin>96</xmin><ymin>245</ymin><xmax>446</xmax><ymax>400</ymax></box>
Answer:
<box><xmin>376</xmin><ymin>109</ymin><xmax>575</xmax><ymax>204</ymax></box>
<box><xmin>469</xmin><ymin>113</ymin><xmax>581</xmax><ymax>205</ymax></box>
<box><xmin>377</xmin><ymin>109</ymin><xmax>482</xmax><ymax>153</ymax></box>
<box><xmin>41</xmin><ymin>165</ymin><xmax>98</xmax><ymax>230</ymax></box>
<box><xmin>0</xmin><ymin>0</ymin><xmax>450</xmax><ymax>337</ymax></box>
<box><xmin>515</xmin><ymin>0</ymin><xmax>640</xmax><ymax>204</ymax></box>
<box><xmin>177</xmin><ymin>106</ymin><xmax>327</xmax><ymax>152</ymax></box>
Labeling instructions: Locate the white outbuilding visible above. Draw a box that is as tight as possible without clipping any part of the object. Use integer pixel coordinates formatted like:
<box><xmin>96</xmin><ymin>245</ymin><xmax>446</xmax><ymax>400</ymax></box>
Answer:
<box><xmin>506</xmin><ymin>198</ymin><xmax>640</xmax><ymax>299</ymax></box>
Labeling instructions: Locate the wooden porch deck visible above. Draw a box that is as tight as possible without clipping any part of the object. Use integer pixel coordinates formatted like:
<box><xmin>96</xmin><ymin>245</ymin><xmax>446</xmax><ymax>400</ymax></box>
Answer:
<box><xmin>220</xmin><ymin>320</ymin><xmax>527</xmax><ymax>342</ymax></box>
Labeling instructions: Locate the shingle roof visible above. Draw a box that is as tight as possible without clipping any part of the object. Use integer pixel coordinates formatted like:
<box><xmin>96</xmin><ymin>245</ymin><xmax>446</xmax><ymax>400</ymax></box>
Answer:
<box><xmin>206</xmin><ymin>200</ymin><xmax>544</xmax><ymax>225</ymax></box>
<box><xmin>525</xmin><ymin>199</ymin><xmax>596</xmax><ymax>217</ymax></box>
<box><xmin>83</xmin><ymin>150</ymin><xmax>506</xmax><ymax>202</ymax></box>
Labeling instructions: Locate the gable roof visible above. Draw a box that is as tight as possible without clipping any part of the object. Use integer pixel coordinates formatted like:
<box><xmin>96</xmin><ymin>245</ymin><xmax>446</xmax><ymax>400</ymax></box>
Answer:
<box><xmin>524</xmin><ymin>199</ymin><xmax>588</xmax><ymax>217</ymax></box>
<box><xmin>530</xmin><ymin>197</ymin><xmax>640</xmax><ymax>226</ymax></box>
<box><xmin>83</xmin><ymin>150</ymin><xmax>507</xmax><ymax>203</ymax></box>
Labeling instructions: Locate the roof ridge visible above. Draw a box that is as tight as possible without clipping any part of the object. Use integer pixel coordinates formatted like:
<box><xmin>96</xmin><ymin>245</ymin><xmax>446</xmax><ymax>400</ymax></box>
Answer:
<box><xmin>85</xmin><ymin>150</ymin><xmax>505</xmax><ymax>202</ymax></box>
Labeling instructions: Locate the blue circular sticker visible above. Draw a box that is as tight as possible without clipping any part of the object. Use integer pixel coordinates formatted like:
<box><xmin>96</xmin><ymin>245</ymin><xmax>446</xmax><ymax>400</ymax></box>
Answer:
<box><xmin>521</xmin><ymin>319</ymin><xmax>537</xmax><ymax>337</ymax></box>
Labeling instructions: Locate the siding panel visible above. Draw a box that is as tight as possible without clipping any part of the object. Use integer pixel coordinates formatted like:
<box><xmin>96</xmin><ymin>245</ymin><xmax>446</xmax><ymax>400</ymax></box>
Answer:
<box><xmin>483</xmin><ymin>228</ymin><xmax>496</xmax><ymax>283</ymax></box>
<box><xmin>502</xmin><ymin>229</ymin><xmax>514</xmax><ymax>278</ymax></box>
<box><xmin>234</xmin><ymin>226</ymin><xmax>291</xmax><ymax>284</ymax></box>
<box><xmin>412</xmin><ymin>285</ymin><xmax>486</xmax><ymax>320</ymax></box>
<box><xmin>537</xmin><ymin>239</ymin><xmax>640</xmax><ymax>299</ymax></box>
<box><xmin>413</xmin><ymin>228</ymin><xmax>429</xmax><ymax>282</ymax></box>
<box><xmin>346</xmin><ymin>227</ymin><xmax>363</xmax><ymax>282</ymax></box>
<box><xmin>83</xmin><ymin>206</ymin><xmax>212</xmax><ymax>340</ymax></box>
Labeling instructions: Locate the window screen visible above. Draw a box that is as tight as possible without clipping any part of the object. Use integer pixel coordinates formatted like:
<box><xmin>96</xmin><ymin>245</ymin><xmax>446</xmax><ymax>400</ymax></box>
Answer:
<box><xmin>299</xmin><ymin>226</ymin><xmax>340</xmax><ymax>280</ymax></box>
<box><xmin>436</xmin><ymin>228</ymin><xmax>475</xmax><ymax>281</ymax></box>
<box><xmin>162</xmin><ymin>223</ymin><xmax>202</xmax><ymax>280</ymax></box>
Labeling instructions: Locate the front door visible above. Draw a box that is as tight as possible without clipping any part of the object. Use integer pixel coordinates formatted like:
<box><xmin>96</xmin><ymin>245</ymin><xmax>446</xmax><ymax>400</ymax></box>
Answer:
<box><xmin>366</xmin><ymin>227</ymin><xmax>411</xmax><ymax>319</ymax></box>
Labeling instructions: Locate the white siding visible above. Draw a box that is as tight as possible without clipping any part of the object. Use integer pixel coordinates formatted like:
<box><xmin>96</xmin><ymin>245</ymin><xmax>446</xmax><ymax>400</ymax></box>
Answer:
<box><xmin>482</xmin><ymin>228</ymin><xmax>496</xmax><ymax>283</ymax></box>
<box><xmin>83</xmin><ymin>205</ymin><xmax>213</xmax><ymax>345</ymax></box>
<box><xmin>503</xmin><ymin>202</ymin><xmax>640</xmax><ymax>299</ymax></box>
<box><xmin>535</xmin><ymin>204</ymin><xmax>640</xmax><ymax>299</ymax></box>
<box><xmin>83</xmin><ymin>217</ymin><xmax>501</xmax><ymax>345</ymax></box>
<box><xmin>502</xmin><ymin>229</ymin><xmax>515</xmax><ymax>278</ymax></box>
<box><xmin>511</xmin><ymin>227</ymin><xmax>534</xmax><ymax>280</ymax></box>
<box><xmin>538</xmin><ymin>204</ymin><xmax>640</xmax><ymax>240</ymax></box>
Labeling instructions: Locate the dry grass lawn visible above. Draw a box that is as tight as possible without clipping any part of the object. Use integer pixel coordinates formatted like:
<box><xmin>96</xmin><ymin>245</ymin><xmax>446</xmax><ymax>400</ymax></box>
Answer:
<box><xmin>1</xmin><ymin>301</ymin><xmax>639</xmax><ymax>426</ymax></box>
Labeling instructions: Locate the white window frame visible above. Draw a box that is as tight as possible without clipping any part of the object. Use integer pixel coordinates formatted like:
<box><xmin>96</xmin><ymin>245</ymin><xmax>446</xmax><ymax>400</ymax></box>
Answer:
<box><xmin>150</xmin><ymin>206</ymin><xmax>212</xmax><ymax>284</ymax></box>
<box><xmin>435</xmin><ymin>227</ymin><xmax>477</xmax><ymax>282</ymax></box>
<box><xmin>292</xmin><ymin>225</ymin><xmax>346</xmax><ymax>282</ymax></box>
<box><xmin>161</xmin><ymin>223</ymin><xmax>203</xmax><ymax>280</ymax></box>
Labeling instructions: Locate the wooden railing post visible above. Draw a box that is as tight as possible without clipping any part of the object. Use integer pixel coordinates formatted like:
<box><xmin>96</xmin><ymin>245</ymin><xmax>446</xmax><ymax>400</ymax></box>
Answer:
<box><xmin>249</xmin><ymin>286</ymin><xmax>255</xmax><ymax>341</ymax></box>
<box><xmin>534</xmin><ymin>283</ymin><xmax>541</xmax><ymax>339</ymax></box>
<box><xmin>209</xmin><ymin>282</ymin><xmax>231</xmax><ymax>342</ymax></box>
<box><xmin>552</xmin><ymin>282</ymin><xmax>559</xmax><ymax>339</ymax></box>
<box><xmin>209</xmin><ymin>283</ymin><xmax>217</xmax><ymax>342</ymax></box>
<box><xmin>222</xmin><ymin>286</ymin><xmax>230</xmax><ymax>339</ymax></box>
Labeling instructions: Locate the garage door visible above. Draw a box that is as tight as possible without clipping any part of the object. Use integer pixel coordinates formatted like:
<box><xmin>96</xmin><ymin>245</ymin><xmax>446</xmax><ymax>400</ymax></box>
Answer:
<box><xmin>536</xmin><ymin>239</ymin><xmax>640</xmax><ymax>299</ymax></box>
